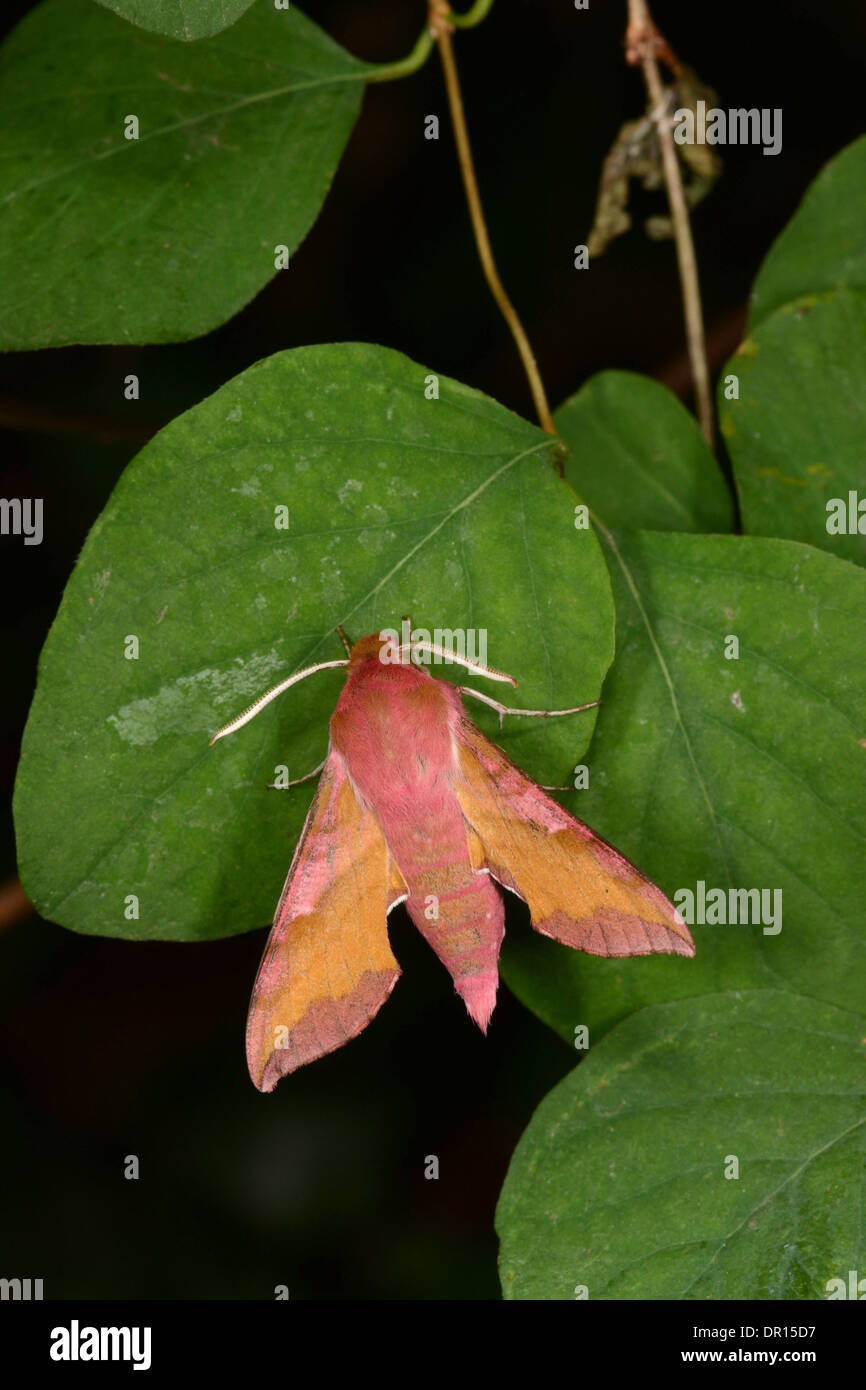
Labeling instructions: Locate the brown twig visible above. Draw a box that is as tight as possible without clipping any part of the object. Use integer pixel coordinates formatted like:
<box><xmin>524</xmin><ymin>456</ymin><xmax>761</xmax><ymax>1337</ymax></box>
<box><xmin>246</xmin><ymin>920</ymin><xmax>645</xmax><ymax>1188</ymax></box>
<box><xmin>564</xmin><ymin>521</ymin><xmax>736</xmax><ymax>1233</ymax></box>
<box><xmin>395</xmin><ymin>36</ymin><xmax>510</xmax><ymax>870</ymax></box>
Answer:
<box><xmin>0</xmin><ymin>396</ymin><xmax>158</xmax><ymax>445</ymax></box>
<box><xmin>0</xmin><ymin>876</ymin><xmax>35</xmax><ymax>933</ymax></box>
<box><xmin>430</xmin><ymin>1</ymin><xmax>556</xmax><ymax>436</ymax></box>
<box><xmin>626</xmin><ymin>0</ymin><xmax>714</xmax><ymax>449</ymax></box>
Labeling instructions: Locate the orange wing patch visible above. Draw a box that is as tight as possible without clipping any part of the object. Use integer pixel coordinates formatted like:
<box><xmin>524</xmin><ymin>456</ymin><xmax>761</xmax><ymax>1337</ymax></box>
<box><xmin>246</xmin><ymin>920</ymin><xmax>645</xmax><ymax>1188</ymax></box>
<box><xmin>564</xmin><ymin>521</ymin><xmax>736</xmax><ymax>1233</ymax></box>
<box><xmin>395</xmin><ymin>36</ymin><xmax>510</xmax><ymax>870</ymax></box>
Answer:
<box><xmin>454</xmin><ymin>720</ymin><xmax>694</xmax><ymax>958</ymax></box>
<box><xmin>246</xmin><ymin>749</ymin><xmax>406</xmax><ymax>1090</ymax></box>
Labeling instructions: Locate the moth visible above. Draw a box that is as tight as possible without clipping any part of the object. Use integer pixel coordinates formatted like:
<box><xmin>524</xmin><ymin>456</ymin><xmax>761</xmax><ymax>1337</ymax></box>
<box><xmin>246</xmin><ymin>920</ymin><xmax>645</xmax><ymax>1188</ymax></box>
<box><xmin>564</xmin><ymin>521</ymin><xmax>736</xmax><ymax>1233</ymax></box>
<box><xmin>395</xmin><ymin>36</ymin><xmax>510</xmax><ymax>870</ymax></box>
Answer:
<box><xmin>211</xmin><ymin>629</ymin><xmax>694</xmax><ymax>1091</ymax></box>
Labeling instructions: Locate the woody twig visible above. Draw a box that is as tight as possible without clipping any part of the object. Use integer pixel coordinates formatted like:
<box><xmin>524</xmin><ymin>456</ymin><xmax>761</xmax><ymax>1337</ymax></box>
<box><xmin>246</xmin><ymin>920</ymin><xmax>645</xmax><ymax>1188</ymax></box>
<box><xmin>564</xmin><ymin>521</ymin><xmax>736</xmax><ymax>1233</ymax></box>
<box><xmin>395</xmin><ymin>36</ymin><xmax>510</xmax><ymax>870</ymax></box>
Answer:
<box><xmin>626</xmin><ymin>0</ymin><xmax>714</xmax><ymax>449</ymax></box>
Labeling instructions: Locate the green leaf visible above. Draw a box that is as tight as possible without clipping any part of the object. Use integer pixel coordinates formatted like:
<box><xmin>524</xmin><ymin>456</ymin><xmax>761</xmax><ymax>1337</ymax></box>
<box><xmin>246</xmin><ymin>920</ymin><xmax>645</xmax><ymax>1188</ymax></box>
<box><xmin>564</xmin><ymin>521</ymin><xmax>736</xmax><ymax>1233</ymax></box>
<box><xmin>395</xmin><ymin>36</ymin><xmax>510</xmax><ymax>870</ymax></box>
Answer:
<box><xmin>14</xmin><ymin>343</ymin><xmax>615</xmax><ymax>941</ymax></box>
<box><xmin>721</xmin><ymin>289</ymin><xmax>866</xmax><ymax>567</ymax></box>
<box><xmin>0</xmin><ymin>0</ymin><xmax>369</xmax><ymax>348</ymax></box>
<box><xmin>750</xmin><ymin>136</ymin><xmax>866</xmax><ymax>329</ymax></box>
<box><xmin>554</xmin><ymin>371</ymin><xmax>733</xmax><ymax>533</ymax></box>
<box><xmin>94</xmin><ymin>0</ymin><xmax>256</xmax><ymax>42</ymax></box>
<box><xmin>501</xmin><ymin>530</ymin><xmax>866</xmax><ymax>1041</ymax></box>
<box><xmin>497</xmin><ymin>990</ymin><xmax>866</xmax><ymax>1300</ymax></box>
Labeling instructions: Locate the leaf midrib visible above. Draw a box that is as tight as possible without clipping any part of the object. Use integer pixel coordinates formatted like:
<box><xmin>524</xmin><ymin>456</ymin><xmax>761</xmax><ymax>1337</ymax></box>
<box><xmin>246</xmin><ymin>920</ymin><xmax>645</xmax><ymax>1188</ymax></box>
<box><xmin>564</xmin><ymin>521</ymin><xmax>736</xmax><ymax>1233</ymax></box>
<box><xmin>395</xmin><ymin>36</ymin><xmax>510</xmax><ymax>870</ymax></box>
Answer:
<box><xmin>0</xmin><ymin>69</ymin><xmax>368</xmax><ymax>208</ymax></box>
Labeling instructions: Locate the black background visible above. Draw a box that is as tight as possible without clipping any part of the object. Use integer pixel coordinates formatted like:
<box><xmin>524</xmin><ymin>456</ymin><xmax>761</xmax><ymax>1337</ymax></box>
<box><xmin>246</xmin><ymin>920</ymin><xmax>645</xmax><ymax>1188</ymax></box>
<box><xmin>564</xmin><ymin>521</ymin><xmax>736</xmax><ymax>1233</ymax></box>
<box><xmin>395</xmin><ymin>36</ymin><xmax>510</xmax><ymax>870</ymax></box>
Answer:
<box><xmin>1</xmin><ymin>0</ymin><xmax>864</xmax><ymax>1299</ymax></box>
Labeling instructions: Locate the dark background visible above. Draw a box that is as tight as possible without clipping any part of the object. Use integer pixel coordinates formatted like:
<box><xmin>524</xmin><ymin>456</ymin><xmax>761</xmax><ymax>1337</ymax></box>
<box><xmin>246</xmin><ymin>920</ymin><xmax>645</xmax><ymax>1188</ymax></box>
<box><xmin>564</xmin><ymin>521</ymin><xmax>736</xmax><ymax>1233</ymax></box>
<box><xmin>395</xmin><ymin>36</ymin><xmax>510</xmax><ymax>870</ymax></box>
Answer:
<box><xmin>1</xmin><ymin>0</ymin><xmax>864</xmax><ymax>1299</ymax></box>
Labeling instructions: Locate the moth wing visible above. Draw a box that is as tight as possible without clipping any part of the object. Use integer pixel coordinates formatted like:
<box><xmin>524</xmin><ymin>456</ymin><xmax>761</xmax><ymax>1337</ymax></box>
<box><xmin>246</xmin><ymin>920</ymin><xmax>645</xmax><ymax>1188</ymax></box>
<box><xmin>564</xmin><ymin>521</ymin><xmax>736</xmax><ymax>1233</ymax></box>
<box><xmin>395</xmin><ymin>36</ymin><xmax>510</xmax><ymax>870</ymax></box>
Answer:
<box><xmin>246</xmin><ymin>747</ymin><xmax>406</xmax><ymax>1090</ymax></box>
<box><xmin>453</xmin><ymin>718</ymin><xmax>694</xmax><ymax>957</ymax></box>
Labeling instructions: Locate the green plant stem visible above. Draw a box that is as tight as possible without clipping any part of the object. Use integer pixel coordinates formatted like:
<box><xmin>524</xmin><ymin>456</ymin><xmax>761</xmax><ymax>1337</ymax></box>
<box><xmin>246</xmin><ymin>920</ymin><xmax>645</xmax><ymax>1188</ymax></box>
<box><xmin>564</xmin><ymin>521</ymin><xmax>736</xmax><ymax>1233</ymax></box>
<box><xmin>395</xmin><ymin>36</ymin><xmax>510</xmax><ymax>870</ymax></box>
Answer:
<box><xmin>367</xmin><ymin>26</ymin><xmax>434</xmax><ymax>84</ymax></box>
<box><xmin>367</xmin><ymin>0</ymin><xmax>496</xmax><ymax>84</ymax></box>
<box><xmin>433</xmin><ymin>15</ymin><xmax>556</xmax><ymax>436</ymax></box>
<box><xmin>366</xmin><ymin>0</ymin><xmax>556</xmax><ymax>449</ymax></box>
<box><xmin>450</xmin><ymin>0</ymin><xmax>497</xmax><ymax>28</ymax></box>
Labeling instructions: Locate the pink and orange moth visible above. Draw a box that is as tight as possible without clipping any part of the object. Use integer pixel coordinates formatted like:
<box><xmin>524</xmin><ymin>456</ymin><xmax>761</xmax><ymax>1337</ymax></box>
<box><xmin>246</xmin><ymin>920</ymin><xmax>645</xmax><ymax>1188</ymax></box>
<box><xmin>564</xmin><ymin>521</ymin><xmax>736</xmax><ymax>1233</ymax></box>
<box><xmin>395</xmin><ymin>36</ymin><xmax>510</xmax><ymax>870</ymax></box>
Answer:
<box><xmin>211</xmin><ymin>628</ymin><xmax>694</xmax><ymax>1091</ymax></box>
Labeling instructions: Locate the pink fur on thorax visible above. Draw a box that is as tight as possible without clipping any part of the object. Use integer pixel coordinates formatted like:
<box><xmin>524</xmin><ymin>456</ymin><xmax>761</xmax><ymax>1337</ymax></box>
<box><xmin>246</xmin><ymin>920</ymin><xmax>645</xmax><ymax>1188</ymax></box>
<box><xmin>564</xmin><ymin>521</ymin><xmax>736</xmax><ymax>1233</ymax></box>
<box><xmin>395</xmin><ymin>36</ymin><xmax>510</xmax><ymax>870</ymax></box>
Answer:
<box><xmin>329</xmin><ymin>654</ymin><xmax>501</xmax><ymax>1029</ymax></box>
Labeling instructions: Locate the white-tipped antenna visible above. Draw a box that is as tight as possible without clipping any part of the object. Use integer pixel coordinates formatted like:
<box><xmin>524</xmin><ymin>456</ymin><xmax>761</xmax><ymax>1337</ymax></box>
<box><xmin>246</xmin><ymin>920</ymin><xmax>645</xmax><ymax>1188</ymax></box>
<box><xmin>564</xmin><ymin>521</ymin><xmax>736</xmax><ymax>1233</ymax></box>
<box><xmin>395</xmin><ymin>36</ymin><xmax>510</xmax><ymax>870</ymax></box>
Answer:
<box><xmin>396</xmin><ymin>642</ymin><xmax>517</xmax><ymax>687</ymax></box>
<box><xmin>209</xmin><ymin>659</ymin><xmax>348</xmax><ymax>746</ymax></box>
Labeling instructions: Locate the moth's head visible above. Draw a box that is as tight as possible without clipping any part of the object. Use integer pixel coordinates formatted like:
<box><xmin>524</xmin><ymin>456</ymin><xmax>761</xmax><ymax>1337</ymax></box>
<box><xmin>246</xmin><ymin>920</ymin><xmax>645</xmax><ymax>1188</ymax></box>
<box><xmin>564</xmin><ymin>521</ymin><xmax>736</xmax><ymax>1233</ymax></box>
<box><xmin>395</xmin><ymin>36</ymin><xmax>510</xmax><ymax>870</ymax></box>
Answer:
<box><xmin>346</xmin><ymin>630</ymin><xmax>416</xmax><ymax>675</ymax></box>
<box><xmin>347</xmin><ymin>632</ymin><xmax>400</xmax><ymax>669</ymax></box>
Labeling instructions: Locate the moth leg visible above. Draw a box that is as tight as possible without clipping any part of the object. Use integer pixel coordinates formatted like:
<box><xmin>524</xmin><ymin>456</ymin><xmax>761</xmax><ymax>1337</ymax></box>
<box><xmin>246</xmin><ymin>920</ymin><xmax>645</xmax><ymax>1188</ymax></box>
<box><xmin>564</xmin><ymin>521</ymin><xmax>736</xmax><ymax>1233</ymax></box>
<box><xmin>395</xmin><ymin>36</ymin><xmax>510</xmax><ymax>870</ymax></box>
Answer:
<box><xmin>458</xmin><ymin>685</ymin><xmax>600</xmax><ymax>729</ymax></box>
<box><xmin>335</xmin><ymin>625</ymin><xmax>352</xmax><ymax>656</ymax></box>
<box><xmin>266</xmin><ymin>759</ymin><xmax>326</xmax><ymax>790</ymax></box>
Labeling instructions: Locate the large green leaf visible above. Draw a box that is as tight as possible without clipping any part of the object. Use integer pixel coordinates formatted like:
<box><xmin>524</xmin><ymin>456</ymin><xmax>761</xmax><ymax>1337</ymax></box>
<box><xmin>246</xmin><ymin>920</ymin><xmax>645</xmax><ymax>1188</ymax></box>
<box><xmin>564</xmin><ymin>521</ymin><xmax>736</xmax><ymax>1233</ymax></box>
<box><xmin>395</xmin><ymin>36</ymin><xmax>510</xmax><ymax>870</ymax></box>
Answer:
<box><xmin>95</xmin><ymin>0</ymin><xmax>255</xmax><ymax>42</ymax></box>
<box><xmin>721</xmin><ymin>289</ymin><xmax>866</xmax><ymax>567</ymax></box>
<box><xmin>497</xmin><ymin>990</ymin><xmax>866</xmax><ymax>1300</ymax></box>
<box><xmin>555</xmin><ymin>371</ymin><xmax>733</xmax><ymax>534</ymax></box>
<box><xmin>14</xmin><ymin>343</ymin><xmax>615</xmax><ymax>941</ymax></box>
<box><xmin>749</xmin><ymin>136</ymin><xmax>866</xmax><ymax>329</ymax></box>
<box><xmin>0</xmin><ymin>0</ymin><xmax>369</xmax><ymax>348</ymax></box>
<box><xmin>501</xmin><ymin>529</ymin><xmax>866</xmax><ymax>1040</ymax></box>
